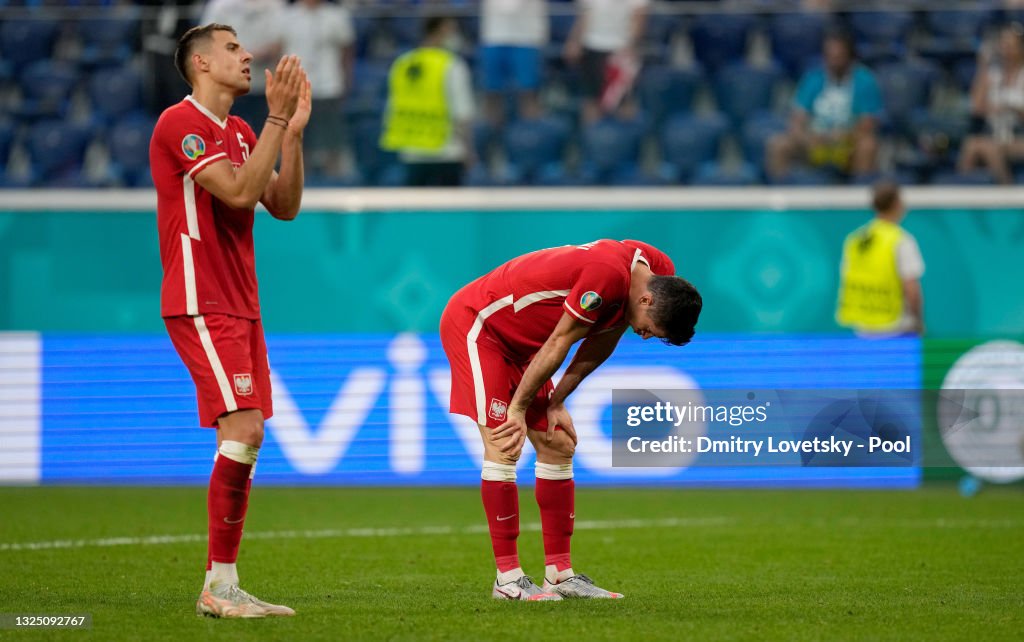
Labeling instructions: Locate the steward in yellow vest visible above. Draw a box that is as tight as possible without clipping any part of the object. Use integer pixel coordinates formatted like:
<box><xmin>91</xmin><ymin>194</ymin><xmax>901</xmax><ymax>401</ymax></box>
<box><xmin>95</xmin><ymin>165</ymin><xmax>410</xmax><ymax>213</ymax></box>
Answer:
<box><xmin>380</xmin><ymin>16</ymin><xmax>474</xmax><ymax>187</ymax></box>
<box><xmin>836</xmin><ymin>181</ymin><xmax>925</xmax><ymax>336</ymax></box>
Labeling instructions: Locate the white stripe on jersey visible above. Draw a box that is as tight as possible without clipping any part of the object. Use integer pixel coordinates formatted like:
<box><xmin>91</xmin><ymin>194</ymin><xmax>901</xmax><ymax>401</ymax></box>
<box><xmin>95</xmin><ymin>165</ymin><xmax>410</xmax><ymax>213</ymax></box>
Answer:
<box><xmin>193</xmin><ymin>315</ymin><xmax>237</xmax><ymax>414</ymax></box>
<box><xmin>187</xmin><ymin>152</ymin><xmax>227</xmax><ymax>179</ymax></box>
<box><xmin>183</xmin><ymin>174</ymin><xmax>200</xmax><ymax>240</ymax></box>
<box><xmin>180</xmin><ymin>234</ymin><xmax>198</xmax><ymax>316</ymax></box>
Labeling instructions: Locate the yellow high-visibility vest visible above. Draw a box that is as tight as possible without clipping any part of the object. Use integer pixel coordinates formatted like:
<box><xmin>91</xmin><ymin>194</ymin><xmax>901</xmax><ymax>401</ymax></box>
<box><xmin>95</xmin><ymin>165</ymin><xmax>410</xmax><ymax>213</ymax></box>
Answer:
<box><xmin>836</xmin><ymin>218</ymin><xmax>906</xmax><ymax>332</ymax></box>
<box><xmin>380</xmin><ymin>47</ymin><xmax>453</xmax><ymax>152</ymax></box>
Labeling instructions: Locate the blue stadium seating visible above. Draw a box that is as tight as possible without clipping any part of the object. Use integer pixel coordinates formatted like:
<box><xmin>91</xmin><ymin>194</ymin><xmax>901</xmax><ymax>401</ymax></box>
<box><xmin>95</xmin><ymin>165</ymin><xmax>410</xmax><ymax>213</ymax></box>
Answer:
<box><xmin>918</xmin><ymin>9</ymin><xmax>993</xmax><ymax>67</ymax></box>
<box><xmin>579</xmin><ymin>117</ymin><xmax>645</xmax><ymax>181</ymax></box>
<box><xmin>350</xmin><ymin>117</ymin><xmax>401</xmax><ymax>186</ymax></box>
<box><xmin>876</xmin><ymin>60</ymin><xmax>939</xmax><ymax>137</ymax></box>
<box><xmin>0</xmin><ymin>119</ymin><xmax>14</xmax><ymax>167</ymax></box>
<box><xmin>108</xmin><ymin>114</ymin><xmax>154</xmax><ymax>187</ymax></box>
<box><xmin>690</xmin><ymin>13</ymin><xmax>756</xmax><ymax>71</ymax></box>
<box><xmin>636</xmin><ymin>64</ymin><xmax>702</xmax><ymax>131</ymax></box>
<box><xmin>14</xmin><ymin>60</ymin><xmax>79</xmax><ymax>121</ymax></box>
<box><xmin>503</xmin><ymin>116</ymin><xmax>571</xmax><ymax>184</ymax></box>
<box><xmin>768</xmin><ymin>12</ymin><xmax>827</xmax><ymax>79</ymax></box>
<box><xmin>930</xmin><ymin>169</ymin><xmax>996</xmax><ymax>186</ymax></box>
<box><xmin>740</xmin><ymin>110</ymin><xmax>787</xmax><ymax>173</ymax></box>
<box><xmin>714</xmin><ymin>63</ymin><xmax>782</xmax><ymax>129</ymax></box>
<box><xmin>659</xmin><ymin>112</ymin><xmax>729</xmax><ymax>181</ymax></box>
<box><xmin>89</xmin><ymin>65</ymin><xmax>143</xmax><ymax>126</ymax></box>
<box><xmin>345</xmin><ymin>60</ymin><xmax>390</xmax><ymax>120</ymax></box>
<box><xmin>848</xmin><ymin>10</ymin><xmax>912</xmax><ymax>66</ymax></box>
<box><xmin>75</xmin><ymin>7</ymin><xmax>140</xmax><ymax>68</ymax></box>
<box><xmin>690</xmin><ymin>161</ymin><xmax>759</xmax><ymax>186</ymax></box>
<box><xmin>0</xmin><ymin>19</ymin><xmax>59</xmax><ymax>73</ymax></box>
<box><xmin>26</xmin><ymin>120</ymin><xmax>93</xmax><ymax>186</ymax></box>
<box><xmin>773</xmin><ymin>166</ymin><xmax>838</xmax><ymax>186</ymax></box>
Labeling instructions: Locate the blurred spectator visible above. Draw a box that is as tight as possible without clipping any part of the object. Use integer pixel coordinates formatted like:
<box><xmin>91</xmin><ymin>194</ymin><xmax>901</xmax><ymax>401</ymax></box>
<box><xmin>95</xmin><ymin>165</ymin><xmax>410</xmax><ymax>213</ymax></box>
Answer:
<box><xmin>281</xmin><ymin>0</ymin><xmax>355</xmax><ymax>177</ymax></box>
<box><xmin>201</xmin><ymin>0</ymin><xmax>284</xmax><ymax>128</ymax></box>
<box><xmin>479</xmin><ymin>0</ymin><xmax>548</xmax><ymax>125</ymax></box>
<box><xmin>563</xmin><ymin>0</ymin><xmax>647</xmax><ymax>124</ymax></box>
<box><xmin>836</xmin><ymin>181</ymin><xmax>924</xmax><ymax>338</ymax></box>
<box><xmin>766</xmin><ymin>29</ymin><xmax>881</xmax><ymax>181</ymax></box>
<box><xmin>380</xmin><ymin>16</ymin><xmax>475</xmax><ymax>186</ymax></box>
<box><xmin>957</xmin><ymin>24</ymin><xmax>1024</xmax><ymax>184</ymax></box>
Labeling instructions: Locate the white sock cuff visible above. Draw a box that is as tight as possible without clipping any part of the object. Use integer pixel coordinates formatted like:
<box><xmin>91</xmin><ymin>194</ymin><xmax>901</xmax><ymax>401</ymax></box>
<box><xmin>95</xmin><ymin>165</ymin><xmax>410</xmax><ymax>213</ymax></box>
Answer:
<box><xmin>219</xmin><ymin>440</ymin><xmax>259</xmax><ymax>465</ymax></box>
<box><xmin>536</xmin><ymin>462</ymin><xmax>573</xmax><ymax>480</ymax></box>
<box><xmin>481</xmin><ymin>461</ymin><xmax>517</xmax><ymax>482</ymax></box>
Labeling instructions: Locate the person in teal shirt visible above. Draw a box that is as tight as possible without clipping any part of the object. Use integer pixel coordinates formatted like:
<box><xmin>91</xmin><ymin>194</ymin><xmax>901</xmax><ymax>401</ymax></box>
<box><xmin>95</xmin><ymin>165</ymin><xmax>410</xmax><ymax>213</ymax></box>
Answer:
<box><xmin>766</xmin><ymin>29</ymin><xmax>882</xmax><ymax>181</ymax></box>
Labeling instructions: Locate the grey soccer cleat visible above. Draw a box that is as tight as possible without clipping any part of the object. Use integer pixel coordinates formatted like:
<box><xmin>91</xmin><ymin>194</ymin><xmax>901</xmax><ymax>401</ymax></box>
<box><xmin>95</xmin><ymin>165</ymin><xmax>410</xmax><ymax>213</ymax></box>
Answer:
<box><xmin>492</xmin><ymin>575</ymin><xmax>562</xmax><ymax>601</ymax></box>
<box><xmin>196</xmin><ymin>583</ymin><xmax>296</xmax><ymax>618</ymax></box>
<box><xmin>543</xmin><ymin>573</ymin><xmax>624</xmax><ymax>599</ymax></box>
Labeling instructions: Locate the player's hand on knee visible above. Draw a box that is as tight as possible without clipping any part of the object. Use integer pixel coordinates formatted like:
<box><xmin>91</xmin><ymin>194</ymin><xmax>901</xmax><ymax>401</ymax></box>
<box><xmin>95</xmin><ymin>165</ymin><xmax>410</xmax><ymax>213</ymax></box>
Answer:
<box><xmin>265</xmin><ymin>55</ymin><xmax>303</xmax><ymax>121</ymax></box>
<box><xmin>546</xmin><ymin>403</ymin><xmax>577</xmax><ymax>446</ymax></box>
<box><xmin>494</xmin><ymin>410</ymin><xmax>528</xmax><ymax>454</ymax></box>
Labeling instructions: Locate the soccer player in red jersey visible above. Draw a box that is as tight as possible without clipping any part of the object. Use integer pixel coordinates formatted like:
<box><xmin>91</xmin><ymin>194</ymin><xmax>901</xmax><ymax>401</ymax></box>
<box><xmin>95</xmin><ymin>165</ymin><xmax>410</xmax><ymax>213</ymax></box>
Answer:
<box><xmin>440</xmin><ymin>239</ymin><xmax>702</xmax><ymax>600</ymax></box>
<box><xmin>149</xmin><ymin>23</ymin><xmax>310</xmax><ymax>618</ymax></box>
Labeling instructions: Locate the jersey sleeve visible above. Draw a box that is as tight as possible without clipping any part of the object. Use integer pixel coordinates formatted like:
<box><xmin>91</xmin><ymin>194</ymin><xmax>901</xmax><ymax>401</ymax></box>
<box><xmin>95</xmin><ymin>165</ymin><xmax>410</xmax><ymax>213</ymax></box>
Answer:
<box><xmin>156</xmin><ymin>110</ymin><xmax>230</xmax><ymax>179</ymax></box>
<box><xmin>563</xmin><ymin>262</ymin><xmax>629</xmax><ymax>325</ymax></box>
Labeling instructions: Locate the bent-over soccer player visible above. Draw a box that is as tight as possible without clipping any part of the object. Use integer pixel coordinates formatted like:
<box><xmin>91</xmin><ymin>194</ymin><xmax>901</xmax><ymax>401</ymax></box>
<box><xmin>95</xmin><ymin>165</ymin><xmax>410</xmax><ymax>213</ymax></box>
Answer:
<box><xmin>150</xmin><ymin>24</ymin><xmax>310</xmax><ymax>617</ymax></box>
<box><xmin>440</xmin><ymin>239</ymin><xmax>702</xmax><ymax>600</ymax></box>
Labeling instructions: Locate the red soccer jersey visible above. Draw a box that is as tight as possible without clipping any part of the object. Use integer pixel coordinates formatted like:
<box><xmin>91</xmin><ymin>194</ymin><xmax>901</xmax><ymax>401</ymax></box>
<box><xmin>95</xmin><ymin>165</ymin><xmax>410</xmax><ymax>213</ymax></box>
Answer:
<box><xmin>452</xmin><ymin>239</ymin><xmax>676</xmax><ymax>360</ymax></box>
<box><xmin>151</xmin><ymin>96</ymin><xmax>261</xmax><ymax>319</ymax></box>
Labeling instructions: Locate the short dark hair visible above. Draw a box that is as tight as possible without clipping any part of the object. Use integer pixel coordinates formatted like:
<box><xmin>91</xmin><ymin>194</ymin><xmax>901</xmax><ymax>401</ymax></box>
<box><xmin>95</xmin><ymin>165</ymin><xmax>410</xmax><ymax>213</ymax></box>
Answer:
<box><xmin>648</xmin><ymin>275</ymin><xmax>702</xmax><ymax>347</ymax></box>
<box><xmin>823</xmin><ymin>27</ymin><xmax>856</xmax><ymax>59</ymax></box>
<box><xmin>423</xmin><ymin>15</ymin><xmax>454</xmax><ymax>39</ymax></box>
<box><xmin>174</xmin><ymin>23</ymin><xmax>237</xmax><ymax>86</ymax></box>
<box><xmin>872</xmin><ymin>179</ymin><xmax>901</xmax><ymax>213</ymax></box>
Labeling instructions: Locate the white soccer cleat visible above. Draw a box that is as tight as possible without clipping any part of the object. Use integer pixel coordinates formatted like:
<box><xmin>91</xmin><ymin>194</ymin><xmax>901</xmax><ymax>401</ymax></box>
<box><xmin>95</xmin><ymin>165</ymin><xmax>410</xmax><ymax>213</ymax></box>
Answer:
<box><xmin>543</xmin><ymin>573</ymin><xmax>624</xmax><ymax>599</ymax></box>
<box><xmin>492</xmin><ymin>575</ymin><xmax>562</xmax><ymax>601</ymax></box>
<box><xmin>196</xmin><ymin>584</ymin><xmax>296</xmax><ymax>618</ymax></box>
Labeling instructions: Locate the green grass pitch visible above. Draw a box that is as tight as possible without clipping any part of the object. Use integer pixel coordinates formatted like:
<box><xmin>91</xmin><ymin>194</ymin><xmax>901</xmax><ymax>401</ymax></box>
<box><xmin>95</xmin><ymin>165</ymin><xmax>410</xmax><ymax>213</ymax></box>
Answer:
<box><xmin>1</xmin><ymin>486</ymin><xmax>1021</xmax><ymax>641</ymax></box>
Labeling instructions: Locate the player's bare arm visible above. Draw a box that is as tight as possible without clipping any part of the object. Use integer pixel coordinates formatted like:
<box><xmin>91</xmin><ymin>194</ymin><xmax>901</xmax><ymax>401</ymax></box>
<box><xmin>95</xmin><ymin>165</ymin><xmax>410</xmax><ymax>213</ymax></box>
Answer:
<box><xmin>261</xmin><ymin>76</ymin><xmax>311</xmax><ymax>220</ymax></box>
<box><xmin>494</xmin><ymin>313</ymin><xmax>591</xmax><ymax>453</ymax></box>
<box><xmin>194</xmin><ymin>55</ymin><xmax>304</xmax><ymax>210</ymax></box>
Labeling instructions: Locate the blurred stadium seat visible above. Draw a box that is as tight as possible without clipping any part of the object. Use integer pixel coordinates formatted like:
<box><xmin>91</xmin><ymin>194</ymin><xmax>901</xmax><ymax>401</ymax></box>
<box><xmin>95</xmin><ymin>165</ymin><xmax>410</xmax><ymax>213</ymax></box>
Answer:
<box><xmin>689</xmin><ymin>13</ymin><xmax>755</xmax><ymax>72</ymax></box>
<box><xmin>848</xmin><ymin>10</ymin><xmax>912</xmax><ymax>67</ymax></box>
<box><xmin>108</xmin><ymin>114</ymin><xmax>154</xmax><ymax>187</ymax></box>
<box><xmin>75</xmin><ymin>7</ymin><xmax>141</xmax><ymax>68</ymax></box>
<box><xmin>660</xmin><ymin>112</ymin><xmax>729</xmax><ymax>182</ymax></box>
<box><xmin>637</xmin><ymin>64</ymin><xmax>702</xmax><ymax>131</ymax></box>
<box><xmin>0</xmin><ymin>19</ymin><xmax>59</xmax><ymax>73</ymax></box>
<box><xmin>26</xmin><ymin>120</ymin><xmax>93</xmax><ymax>186</ymax></box>
<box><xmin>918</xmin><ymin>9</ymin><xmax>993</xmax><ymax>67</ymax></box>
<box><xmin>740</xmin><ymin>110</ymin><xmax>787</xmax><ymax>176</ymax></box>
<box><xmin>14</xmin><ymin>60</ymin><xmax>79</xmax><ymax>122</ymax></box>
<box><xmin>579</xmin><ymin>117</ymin><xmax>644</xmax><ymax>183</ymax></box>
<box><xmin>503</xmin><ymin>116</ymin><xmax>571</xmax><ymax>185</ymax></box>
<box><xmin>89</xmin><ymin>65</ymin><xmax>144</xmax><ymax>126</ymax></box>
<box><xmin>877</xmin><ymin>60</ymin><xmax>939</xmax><ymax>137</ymax></box>
<box><xmin>713</xmin><ymin>62</ymin><xmax>782</xmax><ymax>129</ymax></box>
<box><xmin>768</xmin><ymin>12</ymin><xmax>826</xmax><ymax>79</ymax></box>
<box><xmin>691</xmin><ymin>160</ymin><xmax>759</xmax><ymax>186</ymax></box>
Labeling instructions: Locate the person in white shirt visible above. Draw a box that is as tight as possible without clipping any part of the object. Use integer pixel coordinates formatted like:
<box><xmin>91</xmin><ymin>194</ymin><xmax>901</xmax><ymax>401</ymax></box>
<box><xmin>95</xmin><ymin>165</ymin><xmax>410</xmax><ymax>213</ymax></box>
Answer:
<box><xmin>200</xmin><ymin>0</ymin><xmax>284</xmax><ymax>127</ymax></box>
<box><xmin>280</xmin><ymin>0</ymin><xmax>355</xmax><ymax>177</ymax></box>
<box><xmin>479</xmin><ymin>0</ymin><xmax>548</xmax><ymax>125</ymax></box>
<box><xmin>563</xmin><ymin>0</ymin><xmax>647</xmax><ymax>124</ymax></box>
<box><xmin>958</xmin><ymin>23</ymin><xmax>1024</xmax><ymax>184</ymax></box>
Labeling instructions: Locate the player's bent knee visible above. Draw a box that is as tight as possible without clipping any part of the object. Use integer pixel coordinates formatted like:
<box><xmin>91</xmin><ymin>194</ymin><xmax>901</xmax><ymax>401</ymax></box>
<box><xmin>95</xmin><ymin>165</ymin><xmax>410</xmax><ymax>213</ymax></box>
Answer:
<box><xmin>531</xmin><ymin>429</ymin><xmax>575</xmax><ymax>463</ymax></box>
<box><xmin>217</xmin><ymin>409</ymin><xmax>265</xmax><ymax>447</ymax></box>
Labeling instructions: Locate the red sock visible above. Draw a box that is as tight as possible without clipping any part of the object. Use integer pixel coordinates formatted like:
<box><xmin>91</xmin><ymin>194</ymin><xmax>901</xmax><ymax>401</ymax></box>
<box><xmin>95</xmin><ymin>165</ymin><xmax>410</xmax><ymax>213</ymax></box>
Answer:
<box><xmin>481</xmin><ymin>480</ymin><xmax>520</xmax><ymax>572</ymax></box>
<box><xmin>536</xmin><ymin>478</ymin><xmax>574</xmax><ymax>571</ymax></box>
<box><xmin>208</xmin><ymin>456</ymin><xmax>252</xmax><ymax>564</ymax></box>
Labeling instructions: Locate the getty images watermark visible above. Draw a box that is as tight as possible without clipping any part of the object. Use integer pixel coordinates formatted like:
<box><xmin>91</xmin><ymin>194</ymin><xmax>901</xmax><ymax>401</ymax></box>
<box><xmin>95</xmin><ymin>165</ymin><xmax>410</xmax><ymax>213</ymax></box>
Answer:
<box><xmin>610</xmin><ymin>389</ymin><xmax>1024</xmax><ymax>469</ymax></box>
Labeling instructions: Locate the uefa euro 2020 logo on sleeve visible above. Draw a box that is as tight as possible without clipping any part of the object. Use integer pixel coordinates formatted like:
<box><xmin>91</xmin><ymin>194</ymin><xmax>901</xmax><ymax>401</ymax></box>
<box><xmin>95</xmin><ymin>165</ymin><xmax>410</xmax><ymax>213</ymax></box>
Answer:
<box><xmin>580</xmin><ymin>291</ymin><xmax>603</xmax><ymax>311</ymax></box>
<box><xmin>181</xmin><ymin>134</ymin><xmax>206</xmax><ymax>161</ymax></box>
